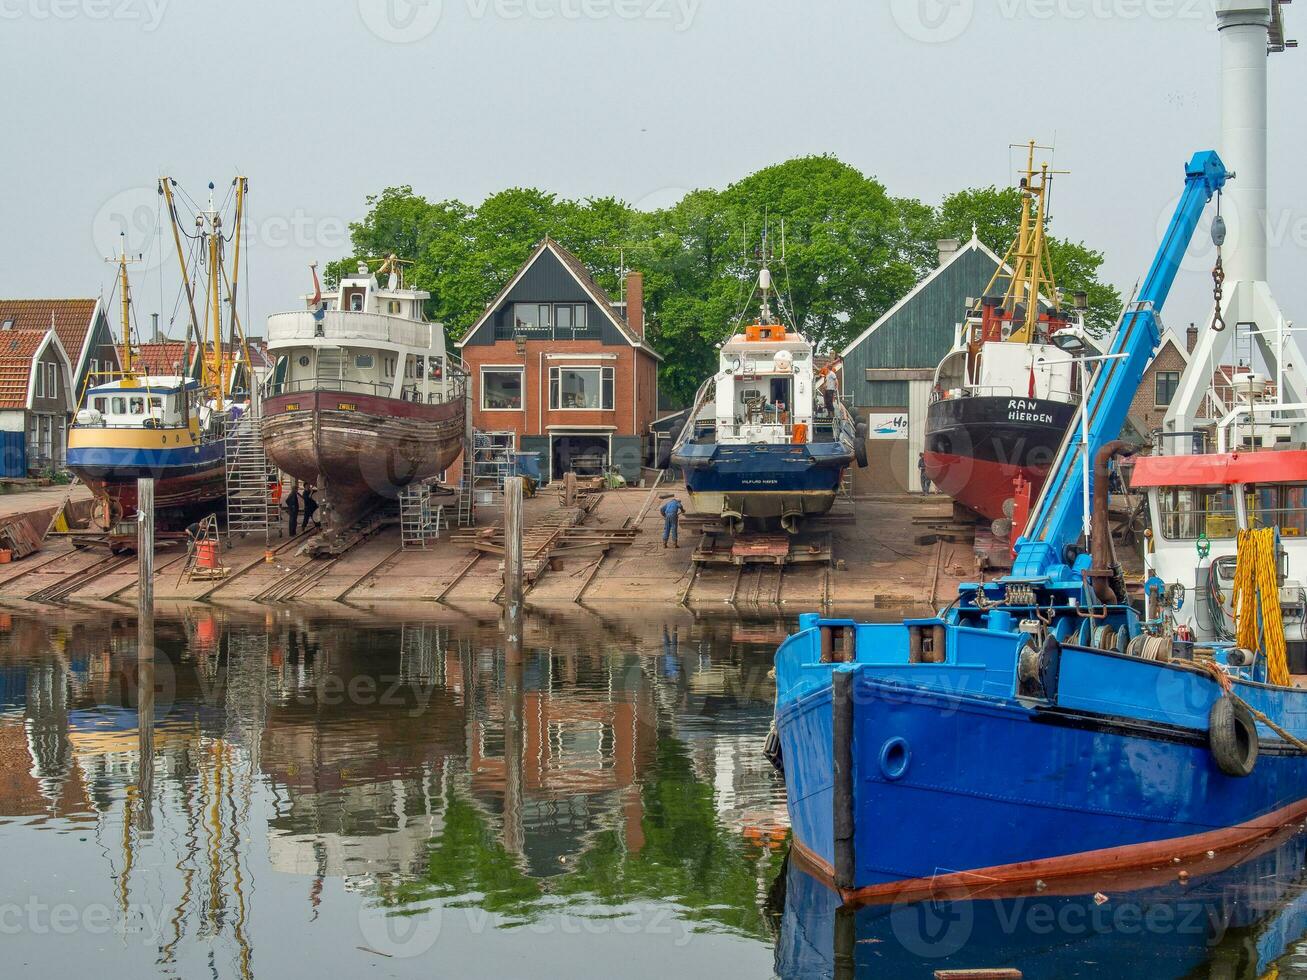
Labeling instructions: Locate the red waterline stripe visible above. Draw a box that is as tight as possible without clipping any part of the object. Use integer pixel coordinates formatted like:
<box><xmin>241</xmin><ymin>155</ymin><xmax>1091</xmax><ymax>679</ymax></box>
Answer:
<box><xmin>790</xmin><ymin>795</ymin><xmax>1307</xmax><ymax>907</ymax></box>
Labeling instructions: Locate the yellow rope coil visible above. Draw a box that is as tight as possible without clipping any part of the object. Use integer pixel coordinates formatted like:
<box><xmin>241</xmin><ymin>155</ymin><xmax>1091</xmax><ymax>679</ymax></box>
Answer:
<box><xmin>1233</xmin><ymin>527</ymin><xmax>1290</xmax><ymax>687</ymax></box>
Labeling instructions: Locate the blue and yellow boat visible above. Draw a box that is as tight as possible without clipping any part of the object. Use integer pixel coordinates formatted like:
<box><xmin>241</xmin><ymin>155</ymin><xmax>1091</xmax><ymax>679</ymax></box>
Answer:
<box><xmin>67</xmin><ymin>178</ymin><xmax>250</xmax><ymax>532</ymax></box>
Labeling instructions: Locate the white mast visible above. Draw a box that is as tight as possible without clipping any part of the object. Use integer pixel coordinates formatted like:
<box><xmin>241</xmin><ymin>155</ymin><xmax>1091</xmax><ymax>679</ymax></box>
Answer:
<box><xmin>1164</xmin><ymin>0</ymin><xmax>1305</xmax><ymax>448</ymax></box>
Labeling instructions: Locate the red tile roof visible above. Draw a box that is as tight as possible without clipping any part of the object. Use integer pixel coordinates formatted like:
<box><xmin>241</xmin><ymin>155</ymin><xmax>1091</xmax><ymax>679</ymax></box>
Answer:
<box><xmin>0</xmin><ymin>332</ymin><xmax>50</xmax><ymax>409</ymax></box>
<box><xmin>135</xmin><ymin>341</ymin><xmax>190</xmax><ymax>376</ymax></box>
<box><xmin>0</xmin><ymin>299</ymin><xmax>98</xmax><ymax>368</ymax></box>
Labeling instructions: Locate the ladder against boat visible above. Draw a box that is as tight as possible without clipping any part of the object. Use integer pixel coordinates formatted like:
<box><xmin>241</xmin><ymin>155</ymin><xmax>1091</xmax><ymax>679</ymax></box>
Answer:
<box><xmin>224</xmin><ymin>414</ymin><xmax>276</xmax><ymax>540</ymax></box>
<box><xmin>400</xmin><ymin>480</ymin><xmax>451</xmax><ymax>549</ymax></box>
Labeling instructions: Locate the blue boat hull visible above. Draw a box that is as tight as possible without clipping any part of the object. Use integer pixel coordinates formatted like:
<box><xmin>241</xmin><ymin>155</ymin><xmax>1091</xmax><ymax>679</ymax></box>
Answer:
<box><xmin>672</xmin><ymin>441</ymin><xmax>853</xmax><ymax>522</ymax></box>
<box><xmin>774</xmin><ymin>617</ymin><xmax>1307</xmax><ymax>903</ymax></box>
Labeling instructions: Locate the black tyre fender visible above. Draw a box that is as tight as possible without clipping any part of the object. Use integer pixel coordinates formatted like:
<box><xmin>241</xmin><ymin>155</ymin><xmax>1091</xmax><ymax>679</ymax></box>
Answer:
<box><xmin>854</xmin><ymin>423</ymin><xmax>869</xmax><ymax>468</ymax></box>
<box><xmin>1209</xmin><ymin>694</ymin><xmax>1258</xmax><ymax>777</ymax></box>
<box><xmin>656</xmin><ymin>440</ymin><xmax>672</xmax><ymax>470</ymax></box>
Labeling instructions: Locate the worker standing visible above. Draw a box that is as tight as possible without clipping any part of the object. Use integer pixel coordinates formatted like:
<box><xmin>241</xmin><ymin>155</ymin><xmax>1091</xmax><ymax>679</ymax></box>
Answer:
<box><xmin>659</xmin><ymin>497</ymin><xmax>684</xmax><ymax>549</ymax></box>
<box><xmin>302</xmin><ymin>484</ymin><xmax>319</xmax><ymax>532</ymax></box>
<box><xmin>284</xmin><ymin>479</ymin><xmax>300</xmax><ymax>537</ymax></box>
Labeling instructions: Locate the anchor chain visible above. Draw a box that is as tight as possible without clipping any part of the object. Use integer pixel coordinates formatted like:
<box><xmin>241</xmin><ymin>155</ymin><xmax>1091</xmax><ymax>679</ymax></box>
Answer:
<box><xmin>1212</xmin><ymin>255</ymin><xmax>1226</xmax><ymax>332</ymax></box>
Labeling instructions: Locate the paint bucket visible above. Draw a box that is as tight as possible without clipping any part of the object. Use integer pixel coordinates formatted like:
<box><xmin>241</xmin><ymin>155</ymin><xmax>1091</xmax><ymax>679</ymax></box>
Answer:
<box><xmin>196</xmin><ymin>540</ymin><xmax>219</xmax><ymax>569</ymax></box>
<box><xmin>0</xmin><ymin>550</ymin><xmax>11</xmax><ymax>564</ymax></box>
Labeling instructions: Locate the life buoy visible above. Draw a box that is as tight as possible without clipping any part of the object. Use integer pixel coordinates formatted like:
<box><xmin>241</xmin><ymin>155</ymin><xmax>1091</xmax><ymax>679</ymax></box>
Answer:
<box><xmin>1208</xmin><ymin>694</ymin><xmax>1258</xmax><ymax>777</ymax></box>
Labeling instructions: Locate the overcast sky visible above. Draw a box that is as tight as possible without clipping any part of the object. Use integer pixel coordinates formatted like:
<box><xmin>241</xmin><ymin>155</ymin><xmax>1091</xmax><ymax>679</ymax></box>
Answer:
<box><xmin>2</xmin><ymin>0</ymin><xmax>1303</xmax><ymax>351</ymax></box>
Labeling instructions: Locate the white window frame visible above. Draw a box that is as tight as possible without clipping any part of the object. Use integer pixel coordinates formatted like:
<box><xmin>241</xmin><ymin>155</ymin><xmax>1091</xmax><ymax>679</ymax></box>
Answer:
<box><xmin>480</xmin><ymin>365</ymin><xmax>525</xmax><ymax>412</ymax></box>
<box><xmin>34</xmin><ymin>365</ymin><xmax>43</xmax><ymax>399</ymax></box>
<box><xmin>549</xmin><ymin>365</ymin><xmax>614</xmax><ymax>412</ymax></box>
<box><xmin>47</xmin><ymin>363</ymin><xmax>57</xmax><ymax>399</ymax></box>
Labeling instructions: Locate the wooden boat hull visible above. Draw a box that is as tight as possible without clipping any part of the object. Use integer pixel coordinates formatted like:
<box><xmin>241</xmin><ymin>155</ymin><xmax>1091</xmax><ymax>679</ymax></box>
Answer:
<box><xmin>262</xmin><ymin>390</ymin><xmax>464</xmax><ymax>542</ymax></box>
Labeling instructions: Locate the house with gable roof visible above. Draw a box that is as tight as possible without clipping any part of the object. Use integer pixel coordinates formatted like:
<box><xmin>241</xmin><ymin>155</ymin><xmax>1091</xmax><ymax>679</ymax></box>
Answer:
<box><xmin>456</xmin><ymin>238</ymin><xmax>661</xmax><ymax>483</ymax></box>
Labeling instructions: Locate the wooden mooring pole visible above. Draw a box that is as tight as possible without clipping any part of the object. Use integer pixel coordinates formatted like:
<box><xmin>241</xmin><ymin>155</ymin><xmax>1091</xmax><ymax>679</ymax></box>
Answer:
<box><xmin>135</xmin><ymin>477</ymin><xmax>155</xmax><ymax>831</ymax></box>
<box><xmin>504</xmin><ymin>476</ymin><xmax>524</xmax><ymax>665</ymax></box>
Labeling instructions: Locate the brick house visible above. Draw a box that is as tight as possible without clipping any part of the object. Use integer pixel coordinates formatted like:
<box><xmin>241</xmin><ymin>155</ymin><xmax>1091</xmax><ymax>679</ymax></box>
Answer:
<box><xmin>456</xmin><ymin>238</ymin><xmax>661</xmax><ymax>483</ymax></box>
<box><xmin>1128</xmin><ymin>328</ymin><xmax>1192</xmax><ymax>442</ymax></box>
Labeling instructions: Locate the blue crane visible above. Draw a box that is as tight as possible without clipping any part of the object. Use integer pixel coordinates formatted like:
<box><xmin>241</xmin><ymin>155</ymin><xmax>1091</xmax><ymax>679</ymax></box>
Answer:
<box><xmin>1005</xmin><ymin>150</ymin><xmax>1228</xmax><ymax>593</ymax></box>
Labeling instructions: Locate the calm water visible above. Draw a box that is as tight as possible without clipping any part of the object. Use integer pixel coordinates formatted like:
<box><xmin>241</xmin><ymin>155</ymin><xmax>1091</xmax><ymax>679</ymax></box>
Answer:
<box><xmin>1</xmin><ymin>608</ymin><xmax>1307</xmax><ymax>979</ymax></box>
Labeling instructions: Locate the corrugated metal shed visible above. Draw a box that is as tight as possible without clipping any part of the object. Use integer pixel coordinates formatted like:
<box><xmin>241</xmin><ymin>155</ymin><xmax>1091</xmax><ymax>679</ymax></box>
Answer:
<box><xmin>841</xmin><ymin>238</ymin><xmax>1004</xmax><ymax>409</ymax></box>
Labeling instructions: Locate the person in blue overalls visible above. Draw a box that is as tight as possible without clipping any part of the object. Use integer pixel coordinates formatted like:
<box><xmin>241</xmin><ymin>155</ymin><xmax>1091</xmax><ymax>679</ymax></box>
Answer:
<box><xmin>659</xmin><ymin>497</ymin><xmax>684</xmax><ymax>549</ymax></box>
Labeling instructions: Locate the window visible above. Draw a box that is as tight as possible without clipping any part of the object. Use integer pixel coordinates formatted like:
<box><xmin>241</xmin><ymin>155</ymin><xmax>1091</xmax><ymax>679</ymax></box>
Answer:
<box><xmin>47</xmin><ymin>364</ymin><xmax>57</xmax><ymax>398</ymax></box>
<box><xmin>129</xmin><ymin>397</ymin><xmax>146</xmax><ymax>415</ymax></box>
<box><xmin>481</xmin><ymin>368</ymin><xmax>524</xmax><ymax>410</ymax></box>
<box><xmin>350</xmin><ymin>294</ymin><xmax>364</xmax><ymax>312</ymax></box>
<box><xmin>93</xmin><ymin>397</ymin><xmax>107</xmax><ymax>413</ymax></box>
<box><xmin>355</xmin><ymin>354</ymin><xmax>375</xmax><ymax>369</ymax></box>
<box><xmin>554</xmin><ymin>304</ymin><xmax>590</xmax><ymax>339</ymax></box>
<box><xmin>384</xmin><ymin>357</ymin><xmax>396</xmax><ymax>378</ymax></box>
<box><xmin>34</xmin><ymin>366</ymin><xmax>43</xmax><ymax>399</ymax></box>
<box><xmin>111</xmin><ymin>397</ymin><xmax>127</xmax><ymax>414</ymax></box>
<box><xmin>1158</xmin><ymin>486</ymin><xmax>1237</xmax><ymax>540</ymax></box>
<box><xmin>512</xmin><ymin>304</ymin><xmax>552</xmax><ymax>338</ymax></box>
<box><xmin>150</xmin><ymin>397</ymin><xmax>163</xmax><ymax>411</ymax></box>
<box><xmin>89</xmin><ymin>358</ymin><xmax>98</xmax><ymax>377</ymax></box>
<box><xmin>429</xmin><ymin>355</ymin><xmax>444</xmax><ymax>381</ymax></box>
<box><xmin>387</xmin><ymin>300</ymin><xmax>402</xmax><ymax>315</ymax></box>
<box><xmin>1155</xmin><ymin>371</ymin><xmax>1180</xmax><ymax>407</ymax></box>
<box><xmin>549</xmin><ymin>366</ymin><xmax>614</xmax><ymax>411</ymax></box>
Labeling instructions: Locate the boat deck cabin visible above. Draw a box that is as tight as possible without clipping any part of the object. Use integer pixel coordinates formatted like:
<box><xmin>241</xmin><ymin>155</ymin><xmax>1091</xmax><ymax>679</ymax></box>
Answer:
<box><xmin>75</xmin><ymin>376</ymin><xmax>201</xmax><ymax>430</ymax></box>
<box><xmin>265</xmin><ymin>263</ymin><xmax>461</xmax><ymax>406</ymax></box>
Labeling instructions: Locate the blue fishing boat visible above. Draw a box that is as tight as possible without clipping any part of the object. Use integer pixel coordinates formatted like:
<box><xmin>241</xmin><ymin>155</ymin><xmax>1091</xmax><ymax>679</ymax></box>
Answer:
<box><xmin>771</xmin><ymin>150</ymin><xmax>1307</xmax><ymax>906</ymax></box>
<box><xmin>670</xmin><ymin>260</ymin><xmax>864</xmax><ymax>533</ymax></box>
<box><xmin>67</xmin><ymin>178</ymin><xmax>252</xmax><ymax>535</ymax></box>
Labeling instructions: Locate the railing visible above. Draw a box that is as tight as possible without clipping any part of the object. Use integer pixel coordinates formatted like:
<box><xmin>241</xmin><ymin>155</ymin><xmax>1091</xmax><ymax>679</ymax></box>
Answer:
<box><xmin>266</xmin><ymin>309</ymin><xmax>433</xmax><ymax>349</ymax></box>
<box><xmin>264</xmin><ymin>372</ymin><xmax>467</xmax><ymax>406</ymax></box>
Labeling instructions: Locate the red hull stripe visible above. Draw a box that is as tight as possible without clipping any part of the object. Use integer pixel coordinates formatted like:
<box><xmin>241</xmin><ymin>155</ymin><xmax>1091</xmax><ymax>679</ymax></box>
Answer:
<box><xmin>922</xmin><ymin>451</ymin><xmax>1047</xmax><ymax>521</ymax></box>
<box><xmin>264</xmin><ymin>390</ymin><xmax>459</xmax><ymax>422</ymax></box>
<box><xmin>1131</xmin><ymin>449</ymin><xmax>1307</xmax><ymax>488</ymax></box>
<box><xmin>790</xmin><ymin>794</ymin><xmax>1307</xmax><ymax>907</ymax></box>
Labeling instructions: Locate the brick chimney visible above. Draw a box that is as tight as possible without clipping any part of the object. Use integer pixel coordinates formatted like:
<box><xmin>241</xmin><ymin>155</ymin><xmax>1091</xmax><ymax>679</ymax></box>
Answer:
<box><xmin>1186</xmin><ymin>322</ymin><xmax>1198</xmax><ymax>353</ymax></box>
<box><xmin>625</xmin><ymin>270</ymin><xmax>644</xmax><ymax>337</ymax></box>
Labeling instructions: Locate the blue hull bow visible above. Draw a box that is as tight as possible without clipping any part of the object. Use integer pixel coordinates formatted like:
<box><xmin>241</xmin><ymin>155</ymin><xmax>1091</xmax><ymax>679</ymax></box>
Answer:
<box><xmin>774</xmin><ymin>615</ymin><xmax>1307</xmax><ymax>904</ymax></box>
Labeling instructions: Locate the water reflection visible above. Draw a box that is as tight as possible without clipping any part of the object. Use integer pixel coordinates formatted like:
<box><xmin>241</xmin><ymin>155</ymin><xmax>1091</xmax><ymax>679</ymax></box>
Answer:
<box><xmin>9</xmin><ymin>609</ymin><xmax>1307</xmax><ymax>977</ymax></box>
<box><xmin>0</xmin><ymin>609</ymin><xmax>785</xmax><ymax>977</ymax></box>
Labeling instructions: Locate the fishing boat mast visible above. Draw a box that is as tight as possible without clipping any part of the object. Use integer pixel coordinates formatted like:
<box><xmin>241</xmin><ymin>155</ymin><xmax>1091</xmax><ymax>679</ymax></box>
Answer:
<box><xmin>977</xmin><ymin>140</ymin><xmax>1066</xmax><ymax>345</ymax></box>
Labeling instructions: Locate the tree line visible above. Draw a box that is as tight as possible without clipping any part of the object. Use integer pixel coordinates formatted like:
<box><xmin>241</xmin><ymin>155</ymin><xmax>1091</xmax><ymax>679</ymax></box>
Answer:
<box><xmin>326</xmin><ymin>155</ymin><xmax>1120</xmax><ymax>405</ymax></box>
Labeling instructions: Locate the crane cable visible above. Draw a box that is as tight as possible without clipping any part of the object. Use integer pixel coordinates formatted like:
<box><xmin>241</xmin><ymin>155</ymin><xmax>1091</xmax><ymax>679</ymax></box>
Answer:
<box><xmin>1233</xmin><ymin>527</ymin><xmax>1289</xmax><ymax>687</ymax></box>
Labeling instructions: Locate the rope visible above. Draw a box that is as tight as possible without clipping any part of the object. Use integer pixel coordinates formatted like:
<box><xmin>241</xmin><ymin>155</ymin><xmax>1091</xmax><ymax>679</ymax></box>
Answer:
<box><xmin>1193</xmin><ymin>659</ymin><xmax>1307</xmax><ymax>754</ymax></box>
<box><xmin>1233</xmin><ymin>528</ymin><xmax>1290</xmax><ymax>687</ymax></box>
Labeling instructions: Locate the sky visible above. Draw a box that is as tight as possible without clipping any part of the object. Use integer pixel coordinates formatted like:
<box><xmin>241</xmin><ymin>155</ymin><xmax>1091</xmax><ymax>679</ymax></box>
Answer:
<box><xmin>2</xmin><ymin>0</ymin><xmax>1304</xmax><ymax>356</ymax></box>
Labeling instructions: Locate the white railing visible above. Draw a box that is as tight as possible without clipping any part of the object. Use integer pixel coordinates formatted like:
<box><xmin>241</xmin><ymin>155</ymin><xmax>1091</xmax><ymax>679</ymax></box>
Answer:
<box><xmin>266</xmin><ymin>310</ymin><xmax>434</xmax><ymax>350</ymax></box>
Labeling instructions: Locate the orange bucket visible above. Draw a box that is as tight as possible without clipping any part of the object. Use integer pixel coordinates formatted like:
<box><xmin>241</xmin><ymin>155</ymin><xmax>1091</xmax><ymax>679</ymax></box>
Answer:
<box><xmin>0</xmin><ymin>550</ymin><xmax>11</xmax><ymax>565</ymax></box>
<box><xmin>196</xmin><ymin>540</ymin><xmax>219</xmax><ymax>569</ymax></box>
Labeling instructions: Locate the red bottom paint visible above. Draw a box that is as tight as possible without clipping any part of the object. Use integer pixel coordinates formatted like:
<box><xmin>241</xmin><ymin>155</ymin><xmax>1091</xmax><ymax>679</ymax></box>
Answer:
<box><xmin>922</xmin><ymin>451</ymin><xmax>1049</xmax><ymax>522</ymax></box>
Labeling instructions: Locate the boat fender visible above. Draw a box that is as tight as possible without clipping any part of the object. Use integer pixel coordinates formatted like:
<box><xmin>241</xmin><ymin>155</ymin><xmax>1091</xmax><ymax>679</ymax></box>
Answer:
<box><xmin>1208</xmin><ymin>695</ymin><xmax>1258</xmax><ymax>778</ymax></box>
<box><xmin>656</xmin><ymin>440</ymin><xmax>672</xmax><ymax>469</ymax></box>
<box><xmin>763</xmin><ymin>725</ymin><xmax>783</xmax><ymax>774</ymax></box>
<box><xmin>853</xmin><ymin>422</ymin><xmax>869</xmax><ymax>468</ymax></box>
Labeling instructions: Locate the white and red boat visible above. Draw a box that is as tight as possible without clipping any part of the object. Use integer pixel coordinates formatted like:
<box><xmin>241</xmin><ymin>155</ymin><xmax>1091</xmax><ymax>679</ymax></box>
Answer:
<box><xmin>263</xmin><ymin>257</ymin><xmax>466</xmax><ymax>552</ymax></box>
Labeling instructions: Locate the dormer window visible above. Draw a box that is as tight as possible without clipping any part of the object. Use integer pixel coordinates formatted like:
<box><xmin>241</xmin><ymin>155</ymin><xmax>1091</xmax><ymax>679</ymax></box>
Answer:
<box><xmin>1</xmin><ymin>320</ymin><xmax>12</xmax><ymax>331</ymax></box>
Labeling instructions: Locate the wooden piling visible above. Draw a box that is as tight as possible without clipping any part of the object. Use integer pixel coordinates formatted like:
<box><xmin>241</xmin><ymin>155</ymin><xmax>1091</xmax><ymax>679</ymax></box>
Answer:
<box><xmin>504</xmin><ymin>476</ymin><xmax>524</xmax><ymax>665</ymax></box>
<box><xmin>135</xmin><ymin>477</ymin><xmax>155</xmax><ymax>831</ymax></box>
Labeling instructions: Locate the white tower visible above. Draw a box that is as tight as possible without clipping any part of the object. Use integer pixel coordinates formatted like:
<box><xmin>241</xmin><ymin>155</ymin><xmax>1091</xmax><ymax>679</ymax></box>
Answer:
<box><xmin>1164</xmin><ymin>0</ymin><xmax>1304</xmax><ymax>448</ymax></box>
